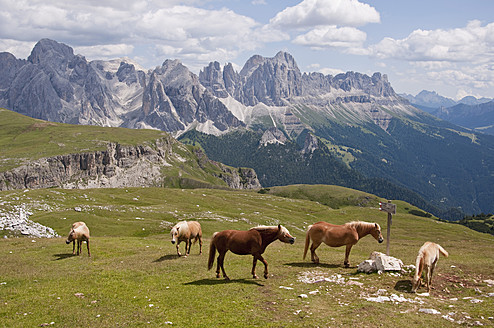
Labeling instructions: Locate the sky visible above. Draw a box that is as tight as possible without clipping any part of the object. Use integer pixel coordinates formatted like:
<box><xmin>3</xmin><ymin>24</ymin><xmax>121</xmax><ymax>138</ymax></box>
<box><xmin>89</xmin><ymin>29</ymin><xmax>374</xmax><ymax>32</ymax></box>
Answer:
<box><xmin>1</xmin><ymin>0</ymin><xmax>494</xmax><ymax>100</ymax></box>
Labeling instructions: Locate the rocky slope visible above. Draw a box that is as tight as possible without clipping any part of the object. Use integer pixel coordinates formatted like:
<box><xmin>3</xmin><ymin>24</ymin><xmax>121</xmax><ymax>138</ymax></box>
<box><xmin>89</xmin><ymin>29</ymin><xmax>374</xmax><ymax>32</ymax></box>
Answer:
<box><xmin>0</xmin><ymin>136</ymin><xmax>261</xmax><ymax>191</ymax></box>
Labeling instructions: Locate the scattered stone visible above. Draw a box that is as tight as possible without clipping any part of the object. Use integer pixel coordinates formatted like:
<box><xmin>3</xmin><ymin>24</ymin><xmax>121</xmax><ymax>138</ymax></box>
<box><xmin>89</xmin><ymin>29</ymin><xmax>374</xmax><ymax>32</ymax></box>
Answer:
<box><xmin>357</xmin><ymin>260</ymin><xmax>376</xmax><ymax>273</ymax></box>
<box><xmin>419</xmin><ymin>308</ymin><xmax>441</xmax><ymax>315</ymax></box>
<box><xmin>279</xmin><ymin>286</ymin><xmax>294</xmax><ymax>290</ymax></box>
<box><xmin>357</xmin><ymin>252</ymin><xmax>403</xmax><ymax>273</ymax></box>
<box><xmin>0</xmin><ymin>205</ymin><xmax>59</xmax><ymax>238</ymax></box>
<box><xmin>74</xmin><ymin>293</ymin><xmax>84</xmax><ymax>298</ymax></box>
<box><xmin>298</xmin><ymin>294</ymin><xmax>308</xmax><ymax>299</ymax></box>
<box><xmin>484</xmin><ymin>279</ymin><xmax>494</xmax><ymax>286</ymax></box>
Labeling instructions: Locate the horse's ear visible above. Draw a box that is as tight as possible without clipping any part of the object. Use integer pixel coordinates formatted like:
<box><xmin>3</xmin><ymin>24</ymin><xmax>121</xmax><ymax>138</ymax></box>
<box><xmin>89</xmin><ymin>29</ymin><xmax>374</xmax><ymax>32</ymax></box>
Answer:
<box><xmin>278</xmin><ymin>224</ymin><xmax>281</xmax><ymax>230</ymax></box>
<box><xmin>375</xmin><ymin>223</ymin><xmax>378</xmax><ymax>229</ymax></box>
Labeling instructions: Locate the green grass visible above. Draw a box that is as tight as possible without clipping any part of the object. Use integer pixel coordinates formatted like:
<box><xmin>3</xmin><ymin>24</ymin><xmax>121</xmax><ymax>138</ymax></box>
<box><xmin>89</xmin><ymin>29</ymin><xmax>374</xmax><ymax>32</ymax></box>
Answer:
<box><xmin>0</xmin><ymin>108</ymin><xmax>170</xmax><ymax>172</ymax></box>
<box><xmin>1</xmin><ymin>186</ymin><xmax>493</xmax><ymax>327</ymax></box>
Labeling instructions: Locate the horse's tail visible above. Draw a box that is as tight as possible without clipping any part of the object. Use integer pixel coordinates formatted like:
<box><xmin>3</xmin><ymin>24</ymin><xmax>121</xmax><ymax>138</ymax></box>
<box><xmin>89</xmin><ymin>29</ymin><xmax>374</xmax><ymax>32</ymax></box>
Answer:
<box><xmin>208</xmin><ymin>232</ymin><xmax>218</xmax><ymax>270</ymax></box>
<box><xmin>303</xmin><ymin>225</ymin><xmax>312</xmax><ymax>260</ymax></box>
<box><xmin>437</xmin><ymin>244</ymin><xmax>449</xmax><ymax>257</ymax></box>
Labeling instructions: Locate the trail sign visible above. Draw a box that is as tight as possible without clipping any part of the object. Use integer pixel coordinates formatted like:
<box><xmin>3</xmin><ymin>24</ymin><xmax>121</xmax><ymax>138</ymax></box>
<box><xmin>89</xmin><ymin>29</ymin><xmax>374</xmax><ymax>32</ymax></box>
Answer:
<box><xmin>379</xmin><ymin>202</ymin><xmax>396</xmax><ymax>215</ymax></box>
<box><xmin>379</xmin><ymin>201</ymin><xmax>396</xmax><ymax>255</ymax></box>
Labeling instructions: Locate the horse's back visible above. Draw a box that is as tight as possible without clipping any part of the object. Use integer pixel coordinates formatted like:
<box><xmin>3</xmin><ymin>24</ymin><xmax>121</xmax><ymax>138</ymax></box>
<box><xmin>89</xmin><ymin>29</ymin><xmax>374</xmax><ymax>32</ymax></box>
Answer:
<box><xmin>72</xmin><ymin>221</ymin><xmax>86</xmax><ymax>230</ymax></box>
<box><xmin>187</xmin><ymin>221</ymin><xmax>202</xmax><ymax>236</ymax></box>
<box><xmin>213</xmin><ymin>229</ymin><xmax>261</xmax><ymax>255</ymax></box>
<box><xmin>309</xmin><ymin>221</ymin><xmax>357</xmax><ymax>246</ymax></box>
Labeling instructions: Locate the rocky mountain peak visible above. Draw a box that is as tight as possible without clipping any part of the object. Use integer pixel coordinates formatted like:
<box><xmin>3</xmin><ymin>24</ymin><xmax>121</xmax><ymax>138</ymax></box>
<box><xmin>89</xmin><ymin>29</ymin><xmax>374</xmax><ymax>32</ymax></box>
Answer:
<box><xmin>28</xmin><ymin>38</ymin><xmax>76</xmax><ymax>65</ymax></box>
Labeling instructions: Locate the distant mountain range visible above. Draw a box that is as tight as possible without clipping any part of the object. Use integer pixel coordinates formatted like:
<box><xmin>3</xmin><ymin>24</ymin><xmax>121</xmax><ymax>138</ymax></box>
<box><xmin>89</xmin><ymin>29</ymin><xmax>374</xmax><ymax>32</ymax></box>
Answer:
<box><xmin>1</xmin><ymin>39</ymin><xmax>494</xmax><ymax>218</ymax></box>
<box><xmin>401</xmin><ymin>90</ymin><xmax>494</xmax><ymax>135</ymax></box>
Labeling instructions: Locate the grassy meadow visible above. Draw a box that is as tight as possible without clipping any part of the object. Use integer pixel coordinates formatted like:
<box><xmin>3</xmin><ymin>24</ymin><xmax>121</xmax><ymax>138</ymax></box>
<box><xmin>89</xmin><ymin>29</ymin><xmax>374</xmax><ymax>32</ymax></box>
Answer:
<box><xmin>1</xmin><ymin>185</ymin><xmax>493</xmax><ymax>327</ymax></box>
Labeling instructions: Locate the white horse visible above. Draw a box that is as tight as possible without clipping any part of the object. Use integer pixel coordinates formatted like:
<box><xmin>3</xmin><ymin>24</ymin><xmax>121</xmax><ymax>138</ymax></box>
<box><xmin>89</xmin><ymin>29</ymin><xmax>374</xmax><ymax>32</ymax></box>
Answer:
<box><xmin>170</xmin><ymin>221</ymin><xmax>202</xmax><ymax>257</ymax></box>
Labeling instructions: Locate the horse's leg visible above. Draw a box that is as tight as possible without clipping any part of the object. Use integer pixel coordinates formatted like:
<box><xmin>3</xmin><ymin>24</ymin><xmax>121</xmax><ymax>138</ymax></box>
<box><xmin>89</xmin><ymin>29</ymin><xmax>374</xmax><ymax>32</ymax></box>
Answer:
<box><xmin>199</xmin><ymin>236</ymin><xmax>202</xmax><ymax>255</ymax></box>
<box><xmin>251</xmin><ymin>256</ymin><xmax>258</xmax><ymax>279</ymax></box>
<box><xmin>425</xmin><ymin>265</ymin><xmax>431</xmax><ymax>292</ymax></box>
<box><xmin>176</xmin><ymin>241</ymin><xmax>182</xmax><ymax>256</ymax></box>
<box><xmin>77</xmin><ymin>240</ymin><xmax>81</xmax><ymax>255</ymax></box>
<box><xmin>217</xmin><ymin>251</ymin><xmax>229</xmax><ymax>280</ymax></box>
<box><xmin>72</xmin><ymin>240</ymin><xmax>76</xmax><ymax>255</ymax></box>
<box><xmin>344</xmin><ymin>244</ymin><xmax>353</xmax><ymax>267</ymax></box>
<box><xmin>86</xmin><ymin>240</ymin><xmax>90</xmax><ymax>257</ymax></box>
<box><xmin>258</xmin><ymin>254</ymin><xmax>269</xmax><ymax>279</ymax></box>
<box><xmin>310</xmin><ymin>241</ymin><xmax>322</xmax><ymax>263</ymax></box>
<box><xmin>186</xmin><ymin>238</ymin><xmax>192</xmax><ymax>256</ymax></box>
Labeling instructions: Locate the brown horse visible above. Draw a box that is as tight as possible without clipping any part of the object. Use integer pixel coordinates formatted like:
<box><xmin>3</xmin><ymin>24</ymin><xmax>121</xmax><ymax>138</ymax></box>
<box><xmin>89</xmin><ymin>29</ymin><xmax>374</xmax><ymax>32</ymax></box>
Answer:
<box><xmin>208</xmin><ymin>225</ymin><xmax>295</xmax><ymax>280</ymax></box>
<box><xmin>170</xmin><ymin>221</ymin><xmax>202</xmax><ymax>257</ymax></box>
<box><xmin>303</xmin><ymin>221</ymin><xmax>383</xmax><ymax>267</ymax></box>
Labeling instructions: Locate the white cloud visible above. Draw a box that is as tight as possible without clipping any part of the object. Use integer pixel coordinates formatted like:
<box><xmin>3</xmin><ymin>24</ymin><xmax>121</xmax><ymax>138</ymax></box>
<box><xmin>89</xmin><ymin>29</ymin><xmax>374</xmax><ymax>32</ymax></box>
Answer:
<box><xmin>269</xmin><ymin>0</ymin><xmax>380</xmax><ymax>29</ymax></box>
<box><xmin>0</xmin><ymin>0</ymin><xmax>268</xmax><ymax>69</ymax></box>
<box><xmin>293</xmin><ymin>26</ymin><xmax>366</xmax><ymax>49</ymax></box>
<box><xmin>75</xmin><ymin>44</ymin><xmax>134</xmax><ymax>59</ymax></box>
<box><xmin>369</xmin><ymin>20</ymin><xmax>494</xmax><ymax>63</ymax></box>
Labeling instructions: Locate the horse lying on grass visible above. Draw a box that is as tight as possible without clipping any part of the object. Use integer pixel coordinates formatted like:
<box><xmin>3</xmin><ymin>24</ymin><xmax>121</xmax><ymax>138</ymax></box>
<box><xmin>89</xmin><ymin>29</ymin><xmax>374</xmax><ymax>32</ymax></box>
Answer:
<box><xmin>66</xmin><ymin>221</ymin><xmax>90</xmax><ymax>257</ymax></box>
<box><xmin>170</xmin><ymin>221</ymin><xmax>202</xmax><ymax>257</ymax></box>
<box><xmin>412</xmin><ymin>241</ymin><xmax>449</xmax><ymax>292</ymax></box>
<box><xmin>303</xmin><ymin>221</ymin><xmax>383</xmax><ymax>267</ymax></box>
<box><xmin>208</xmin><ymin>225</ymin><xmax>295</xmax><ymax>280</ymax></box>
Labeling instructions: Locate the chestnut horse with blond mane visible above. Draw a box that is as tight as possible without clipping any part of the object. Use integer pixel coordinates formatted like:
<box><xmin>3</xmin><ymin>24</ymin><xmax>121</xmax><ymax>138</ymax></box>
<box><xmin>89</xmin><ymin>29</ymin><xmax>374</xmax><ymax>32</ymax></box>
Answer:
<box><xmin>303</xmin><ymin>221</ymin><xmax>383</xmax><ymax>267</ymax></box>
<box><xmin>208</xmin><ymin>225</ymin><xmax>295</xmax><ymax>280</ymax></box>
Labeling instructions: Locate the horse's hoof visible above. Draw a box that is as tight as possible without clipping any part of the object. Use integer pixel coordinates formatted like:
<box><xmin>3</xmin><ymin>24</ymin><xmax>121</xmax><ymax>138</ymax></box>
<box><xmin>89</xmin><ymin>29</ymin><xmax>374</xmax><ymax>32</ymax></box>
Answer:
<box><xmin>264</xmin><ymin>274</ymin><xmax>268</xmax><ymax>279</ymax></box>
<box><xmin>224</xmin><ymin>276</ymin><xmax>230</xmax><ymax>281</ymax></box>
<box><xmin>253</xmin><ymin>274</ymin><xmax>259</xmax><ymax>279</ymax></box>
<box><xmin>344</xmin><ymin>263</ymin><xmax>350</xmax><ymax>268</ymax></box>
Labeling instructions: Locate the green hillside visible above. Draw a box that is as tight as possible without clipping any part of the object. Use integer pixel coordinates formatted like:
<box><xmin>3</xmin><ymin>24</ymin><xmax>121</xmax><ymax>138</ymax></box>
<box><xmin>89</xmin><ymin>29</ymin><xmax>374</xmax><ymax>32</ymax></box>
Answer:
<box><xmin>1</xmin><ymin>185</ymin><xmax>493</xmax><ymax>327</ymax></box>
<box><xmin>0</xmin><ymin>108</ymin><xmax>245</xmax><ymax>189</ymax></box>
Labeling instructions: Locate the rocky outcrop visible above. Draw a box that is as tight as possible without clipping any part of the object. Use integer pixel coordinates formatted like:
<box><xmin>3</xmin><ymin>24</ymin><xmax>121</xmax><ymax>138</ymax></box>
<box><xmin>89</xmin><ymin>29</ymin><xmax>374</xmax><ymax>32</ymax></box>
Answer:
<box><xmin>0</xmin><ymin>205</ymin><xmax>59</xmax><ymax>238</ymax></box>
<box><xmin>200</xmin><ymin>51</ymin><xmax>303</xmax><ymax>106</ymax></box>
<box><xmin>0</xmin><ymin>138</ymin><xmax>260</xmax><ymax>191</ymax></box>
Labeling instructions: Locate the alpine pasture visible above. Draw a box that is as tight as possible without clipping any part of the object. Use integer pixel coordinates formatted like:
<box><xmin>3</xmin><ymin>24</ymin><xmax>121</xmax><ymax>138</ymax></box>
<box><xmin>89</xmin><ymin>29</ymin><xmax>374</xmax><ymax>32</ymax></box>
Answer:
<box><xmin>1</xmin><ymin>185</ymin><xmax>494</xmax><ymax>327</ymax></box>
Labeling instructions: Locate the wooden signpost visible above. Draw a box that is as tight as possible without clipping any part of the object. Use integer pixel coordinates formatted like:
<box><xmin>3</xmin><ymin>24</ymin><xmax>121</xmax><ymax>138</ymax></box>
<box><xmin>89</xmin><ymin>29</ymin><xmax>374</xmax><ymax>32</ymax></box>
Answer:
<box><xmin>379</xmin><ymin>200</ymin><xmax>396</xmax><ymax>255</ymax></box>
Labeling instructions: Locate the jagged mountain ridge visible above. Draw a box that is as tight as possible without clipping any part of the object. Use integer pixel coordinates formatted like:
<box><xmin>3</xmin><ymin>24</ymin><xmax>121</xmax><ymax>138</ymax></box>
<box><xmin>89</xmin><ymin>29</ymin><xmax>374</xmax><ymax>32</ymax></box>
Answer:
<box><xmin>0</xmin><ymin>39</ymin><xmax>418</xmax><ymax>138</ymax></box>
<box><xmin>2</xmin><ymin>39</ymin><xmax>494</xmax><ymax>215</ymax></box>
<box><xmin>400</xmin><ymin>90</ymin><xmax>494</xmax><ymax>135</ymax></box>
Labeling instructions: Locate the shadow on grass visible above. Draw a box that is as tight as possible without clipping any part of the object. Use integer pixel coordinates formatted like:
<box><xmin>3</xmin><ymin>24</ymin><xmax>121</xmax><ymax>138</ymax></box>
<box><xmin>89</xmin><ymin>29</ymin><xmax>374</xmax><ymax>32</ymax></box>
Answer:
<box><xmin>184</xmin><ymin>278</ymin><xmax>264</xmax><ymax>286</ymax></box>
<box><xmin>394</xmin><ymin>280</ymin><xmax>413</xmax><ymax>293</ymax></box>
<box><xmin>153</xmin><ymin>254</ymin><xmax>180</xmax><ymax>262</ymax></box>
<box><xmin>284</xmin><ymin>262</ymin><xmax>341</xmax><ymax>269</ymax></box>
<box><xmin>53</xmin><ymin>253</ymin><xmax>76</xmax><ymax>261</ymax></box>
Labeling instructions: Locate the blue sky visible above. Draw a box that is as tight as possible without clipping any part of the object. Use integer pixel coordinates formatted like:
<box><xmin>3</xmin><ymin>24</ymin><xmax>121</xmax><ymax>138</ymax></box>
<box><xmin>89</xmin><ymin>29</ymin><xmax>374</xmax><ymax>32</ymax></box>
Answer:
<box><xmin>1</xmin><ymin>0</ymin><xmax>493</xmax><ymax>99</ymax></box>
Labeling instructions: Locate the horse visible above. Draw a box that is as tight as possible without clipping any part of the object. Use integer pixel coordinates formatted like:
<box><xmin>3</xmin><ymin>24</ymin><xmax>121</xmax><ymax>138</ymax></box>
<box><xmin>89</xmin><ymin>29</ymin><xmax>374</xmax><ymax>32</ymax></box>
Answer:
<box><xmin>208</xmin><ymin>225</ymin><xmax>295</xmax><ymax>280</ymax></box>
<box><xmin>303</xmin><ymin>221</ymin><xmax>383</xmax><ymax>267</ymax></box>
<box><xmin>170</xmin><ymin>221</ymin><xmax>202</xmax><ymax>257</ymax></box>
<box><xmin>412</xmin><ymin>241</ymin><xmax>449</xmax><ymax>292</ymax></box>
<box><xmin>66</xmin><ymin>221</ymin><xmax>91</xmax><ymax>257</ymax></box>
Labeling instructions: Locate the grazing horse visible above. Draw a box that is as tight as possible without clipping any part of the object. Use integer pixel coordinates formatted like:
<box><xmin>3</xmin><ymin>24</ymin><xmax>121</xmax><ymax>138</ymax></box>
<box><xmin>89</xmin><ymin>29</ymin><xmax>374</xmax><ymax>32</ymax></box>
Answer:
<box><xmin>303</xmin><ymin>221</ymin><xmax>383</xmax><ymax>267</ymax></box>
<box><xmin>66</xmin><ymin>221</ymin><xmax>91</xmax><ymax>257</ymax></box>
<box><xmin>412</xmin><ymin>241</ymin><xmax>449</xmax><ymax>292</ymax></box>
<box><xmin>208</xmin><ymin>225</ymin><xmax>295</xmax><ymax>280</ymax></box>
<box><xmin>170</xmin><ymin>221</ymin><xmax>202</xmax><ymax>257</ymax></box>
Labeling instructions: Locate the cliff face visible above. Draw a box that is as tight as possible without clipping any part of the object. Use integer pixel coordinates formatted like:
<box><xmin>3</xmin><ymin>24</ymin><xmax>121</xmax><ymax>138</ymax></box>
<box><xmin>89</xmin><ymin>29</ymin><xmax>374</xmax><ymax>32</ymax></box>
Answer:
<box><xmin>0</xmin><ymin>138</ymin><xmax>261</xmax><ymax>191</ymax></box>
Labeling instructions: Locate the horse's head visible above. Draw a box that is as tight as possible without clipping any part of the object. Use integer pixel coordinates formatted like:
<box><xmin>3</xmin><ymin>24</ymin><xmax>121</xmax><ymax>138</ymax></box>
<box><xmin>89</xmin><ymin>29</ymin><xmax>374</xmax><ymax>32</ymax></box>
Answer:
<box><xmin>66</xmin><ymin>230</ymin><xmax>75</xmax><ymax>244</ymax></box>
<box><xmin>170</xmin><ymin>226</ymin><xmax>179</xmax><ymax>244</ymax></box>
<box><xmin>372</xmin><ymin>223</ymin><xmax>384</xmax><ymax>243</ymax></box>
<box><xmin>277</xmin><ymin>224</ymin><xmax>295</xmax><ymax>244</ymax></box>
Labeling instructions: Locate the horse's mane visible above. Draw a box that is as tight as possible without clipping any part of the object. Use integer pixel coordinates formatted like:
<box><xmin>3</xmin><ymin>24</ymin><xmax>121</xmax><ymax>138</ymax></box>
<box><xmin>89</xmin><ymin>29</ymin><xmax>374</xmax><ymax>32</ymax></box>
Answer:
<box><xmin>346</xmin><ymin>221</ymin><xmax>379</xmax><ymax>231</ymax></box>
<box><xmin>250</xmin><ymin>225</ymin><xmax>289</xmax><ymax>235</ymax></box>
